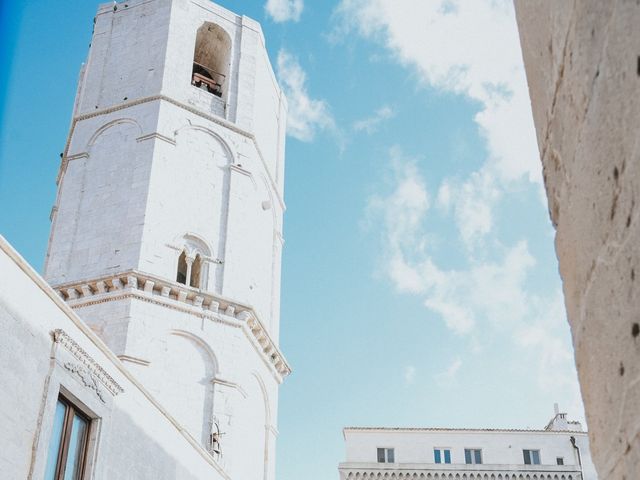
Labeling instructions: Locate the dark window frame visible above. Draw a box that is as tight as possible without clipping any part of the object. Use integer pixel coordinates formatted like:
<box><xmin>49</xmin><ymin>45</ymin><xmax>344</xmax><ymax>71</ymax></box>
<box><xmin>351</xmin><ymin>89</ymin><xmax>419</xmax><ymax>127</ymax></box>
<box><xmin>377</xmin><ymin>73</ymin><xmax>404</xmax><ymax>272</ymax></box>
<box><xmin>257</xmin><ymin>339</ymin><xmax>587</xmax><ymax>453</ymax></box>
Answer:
<box><xmin>523</xmin><ymin>449</ymin><xmax>541</xmax><ymax>465</ymax></box>
<box><xmin>376</xmin><ymin>447</ymin><xmax>395</xmax><ymax>463</ymax></box>
<box><xmin>434</xmin><ymin>448</ymin><xmax>451</xmax><ymax>464</ymax></box>
<box><xmin>49</xmin><ymin>396</ymin><xmax>91</xmax><ymax>480</ymax></box>
<box><xmin>464</xmin><ymin>448</ymin><xmax>483</xmax><ymax>464</ymax></box>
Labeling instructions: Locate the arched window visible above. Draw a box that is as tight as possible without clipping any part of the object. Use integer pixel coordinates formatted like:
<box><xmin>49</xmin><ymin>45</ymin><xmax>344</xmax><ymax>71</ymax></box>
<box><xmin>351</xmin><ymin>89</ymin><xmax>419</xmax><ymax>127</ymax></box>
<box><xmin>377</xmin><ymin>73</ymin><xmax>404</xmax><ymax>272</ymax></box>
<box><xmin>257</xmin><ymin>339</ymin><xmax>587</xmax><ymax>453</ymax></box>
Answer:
<box><xmin>176</xmin><ymin>251</ymin><xmax>188</xmax><ymax>284</ymax></box>
<box><xmin>175</xmin><ymin>235</ymin><xmax>212</xmax><ymax>290</ymax></box>
<box><xmin>191</xmin><ymin>23</ymin><xmax>231</xmax><ymax>98</ymax></box>
<box><xmin>190</xmin><ymin>254</ymin><xmax>202</xmax><ymax>288</ymax></box>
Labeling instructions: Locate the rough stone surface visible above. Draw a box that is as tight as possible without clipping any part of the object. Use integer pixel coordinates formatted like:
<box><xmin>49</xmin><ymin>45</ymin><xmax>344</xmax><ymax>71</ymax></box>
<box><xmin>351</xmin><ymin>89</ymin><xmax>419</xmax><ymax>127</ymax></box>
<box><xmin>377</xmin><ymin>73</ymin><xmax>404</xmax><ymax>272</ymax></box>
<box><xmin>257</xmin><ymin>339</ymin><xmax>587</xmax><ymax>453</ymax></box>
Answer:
<box><xmin>514</xmin><ymin>1</ymin><xmax>640</xmax><ymax>478</ymax></box>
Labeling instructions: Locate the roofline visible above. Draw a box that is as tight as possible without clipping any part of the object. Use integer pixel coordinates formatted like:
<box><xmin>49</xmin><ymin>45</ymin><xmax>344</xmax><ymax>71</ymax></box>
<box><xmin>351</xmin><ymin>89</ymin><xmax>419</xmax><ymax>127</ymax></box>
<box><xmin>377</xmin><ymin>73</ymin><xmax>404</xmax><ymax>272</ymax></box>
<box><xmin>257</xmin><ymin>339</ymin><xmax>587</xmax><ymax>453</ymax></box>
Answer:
<box><xmin>343</xmin><ymin>426</ymin><xmax>588</xmax><ymax>435</ymax></box>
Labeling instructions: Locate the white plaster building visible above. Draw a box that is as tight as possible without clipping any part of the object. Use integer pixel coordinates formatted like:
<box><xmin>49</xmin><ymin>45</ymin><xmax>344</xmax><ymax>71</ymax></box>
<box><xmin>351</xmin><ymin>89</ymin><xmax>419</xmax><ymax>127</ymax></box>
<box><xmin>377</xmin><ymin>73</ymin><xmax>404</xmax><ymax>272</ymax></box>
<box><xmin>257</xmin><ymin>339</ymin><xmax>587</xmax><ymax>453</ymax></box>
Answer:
<box><xmin>0</xmin><ymin>0</ymin><xmax>289</xmax><ymax>479</ymax></box>
<box><xmin>339</xmin><ymin>407</ymin><xmax>597</xmax><ymax>480</ymax></box>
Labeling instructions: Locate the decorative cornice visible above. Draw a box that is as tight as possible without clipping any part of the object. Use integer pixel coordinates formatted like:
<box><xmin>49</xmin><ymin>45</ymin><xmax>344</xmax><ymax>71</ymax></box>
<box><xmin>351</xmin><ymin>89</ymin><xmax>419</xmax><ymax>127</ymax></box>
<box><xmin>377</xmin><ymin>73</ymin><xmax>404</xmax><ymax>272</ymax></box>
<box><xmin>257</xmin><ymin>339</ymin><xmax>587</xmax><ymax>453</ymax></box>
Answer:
<box><xmin>339</xmin><ymin>463</ymin><xmax>582</xmax><ymax>479</ymax></box>
<box><xmin>59</xmin><ymin>94</ymin><xmax>285</xmax><ymax>211</ymax></box>
<box><xmin>344</xmin><ymin>426</ymin><xmax>587</xmax><ymax>435</ymax></box>
<box><xmin>52</xmin><ymin>271</ymin><xmax>291</xmax><ymax>382</ymax></box>
<box><xmin>53</xmin><ymin>329</ymin><xmax>124</xmax><ymax>397</ymax></box>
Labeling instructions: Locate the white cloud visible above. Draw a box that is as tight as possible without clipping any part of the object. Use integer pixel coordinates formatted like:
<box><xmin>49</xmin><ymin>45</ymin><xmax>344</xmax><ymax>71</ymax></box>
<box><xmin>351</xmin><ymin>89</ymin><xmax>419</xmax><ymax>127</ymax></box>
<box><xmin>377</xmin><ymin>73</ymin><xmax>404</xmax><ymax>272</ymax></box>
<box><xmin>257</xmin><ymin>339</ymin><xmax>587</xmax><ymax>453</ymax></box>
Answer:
<box><xmin>342</xmin><ymin>0</ymin><xmax>584</xmax><ymax>419</ymax></box>
<box><xmin>353</xmin><ymin>105</ymin><xmax>395</xmax><ymax>134</ymax></box>
<box><xmin>277</xmin><ymin>50</ymin><xmax>334</xmax><ymax>142</ymax></box>
<box><xmin>403</xmin><ymin>365</ymin><xmax>417</xmax><ymax>385</ymax></box>
<box><xmin>368</xmin><ymin>153</ymin><xmax>534</xmax><ymax>335</ymax></box>
<box><xmin>265</xmin><ymin>0</ymin><xmax>303</xmax><ymax>23</ymax></box>
<box><xmin>366</xmin><ymin>152</ymin><xmax>582</xmax><ymax>415</ymax></box>
<box><xmin>436</xmin><ymin>357</ymin><xmax>462</xmax><ymax>387</ymax></box>
<box><xmin>334</xmin><ymin>0</ymin><xmax>541</xmax><ymax>245</ymax></box>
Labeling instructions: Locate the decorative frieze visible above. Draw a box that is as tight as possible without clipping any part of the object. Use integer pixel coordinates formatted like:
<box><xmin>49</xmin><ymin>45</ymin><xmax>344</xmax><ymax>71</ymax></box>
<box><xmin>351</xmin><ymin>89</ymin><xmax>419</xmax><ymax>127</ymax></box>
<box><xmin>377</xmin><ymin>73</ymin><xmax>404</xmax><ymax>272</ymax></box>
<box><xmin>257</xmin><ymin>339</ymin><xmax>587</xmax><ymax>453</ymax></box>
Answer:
<box><xmin>53</xmin><ymin>329</ymin><xmax>124</xmax><ymax>397</ymax></box>
<box><xmin>52</xmin><ymin>271</ymin><xmax>291</xmax><ymax>380</ymax></box>
<box><xmin>341</xmin><ymin>469</ymin><xmax>578</xmax><ymax>480</ymax></box>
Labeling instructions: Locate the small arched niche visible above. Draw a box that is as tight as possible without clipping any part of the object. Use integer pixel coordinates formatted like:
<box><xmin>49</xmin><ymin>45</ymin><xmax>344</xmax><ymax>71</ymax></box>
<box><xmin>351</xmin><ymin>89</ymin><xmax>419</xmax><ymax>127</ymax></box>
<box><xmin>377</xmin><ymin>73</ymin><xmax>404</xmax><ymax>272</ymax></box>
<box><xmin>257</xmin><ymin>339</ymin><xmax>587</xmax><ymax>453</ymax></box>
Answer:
<box><xmin>191</xmin><ymin>22</ymin><xmax>231</xmax><ymax>99</ymax></box>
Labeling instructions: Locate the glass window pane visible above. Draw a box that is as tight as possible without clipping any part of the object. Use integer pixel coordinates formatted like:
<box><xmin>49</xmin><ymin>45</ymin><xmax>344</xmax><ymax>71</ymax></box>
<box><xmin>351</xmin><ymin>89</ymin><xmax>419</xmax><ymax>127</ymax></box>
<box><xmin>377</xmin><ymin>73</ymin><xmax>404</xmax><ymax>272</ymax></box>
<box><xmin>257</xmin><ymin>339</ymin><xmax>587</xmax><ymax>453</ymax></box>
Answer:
<box><xmin>524</xmin><ymin>450</ymin><xmax>531</xmax><ymax>464</ymax></box>
<box><xmin>444</xmin><ymin>449</ymin><xmax>451</xmax><ymax>464</ymax></box>
<box><xmin>532</xmin><ymin>450</ymin><xmax>540</xmax><ymax>465</ymax></box>
<box><xmin>387</xmin><ymin>448</ymin><xmax>394</xmax><ymax>463</ymax></box>
<box><xmin>63</xmin><ymin>413</ymin><xmax>88</xmax><ymax>480</ymax></box>
<box><xmin>464</xmin><ymin>449</ymin><xmax>472</xmax><ymax>464</ymax></box>
<box><xmin>44</xmin><ymin>400</ymin><xmax>67</xmax><ymax>480</ymax></box>
<box><xmin>474</xmin><ymin>449</ymin><xmax>482</xmax><ymax>464</ymax></box>
<box><xmin>557</xmin><ymin>457</ymin><xmax>564</xmax><ymax>465</ymax></box>
<box><xmin>434</xmin><ymin>449</ymin><xmax>441</xmax><ymax>464</ymax></box>
<box><xmin>377</xmin><ymin>448</ymin><xmax>385</xmax><ymax>463</ymax></box>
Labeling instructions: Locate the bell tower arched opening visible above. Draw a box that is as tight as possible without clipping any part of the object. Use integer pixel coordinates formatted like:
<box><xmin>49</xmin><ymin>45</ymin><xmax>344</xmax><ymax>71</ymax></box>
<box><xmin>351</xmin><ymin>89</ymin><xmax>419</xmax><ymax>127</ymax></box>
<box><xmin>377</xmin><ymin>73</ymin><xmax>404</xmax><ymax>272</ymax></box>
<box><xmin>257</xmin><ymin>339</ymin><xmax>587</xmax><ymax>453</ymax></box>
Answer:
<box><xmin>191</xmin><ymin>23</ymin><xmax>231</xmax><ymax>99</ymax></box>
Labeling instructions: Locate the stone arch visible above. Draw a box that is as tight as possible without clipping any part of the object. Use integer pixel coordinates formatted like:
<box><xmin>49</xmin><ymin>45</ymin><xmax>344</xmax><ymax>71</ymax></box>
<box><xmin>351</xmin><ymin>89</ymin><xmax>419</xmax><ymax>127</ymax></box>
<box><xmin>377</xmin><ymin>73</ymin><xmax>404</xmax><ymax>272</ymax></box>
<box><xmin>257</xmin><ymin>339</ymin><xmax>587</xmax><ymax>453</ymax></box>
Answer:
<box><xmin>86</xmin><ymin>117</ymin><xmax>143</xmax><ymax>150</ymax></box>
<box><xmin>231</xmin><ymin>372</ymin><xmax>271</xmax><ymax>480</ymax></box>
<box><xmin>174</xmin><ymin>123</ymin><xmax>237</xmax><ymax>164</ymax></box>
<box><xmin>145</xmin><ymin>329</ymin><xmax>218</xmax><ymax>446</ymax></box>
<box><xmin>173</xmin><ymin>232</ymin><xmax>213</xmax><ymax>289</ymax></box>
<box><xmin>192</xmin><ymin>22</ymin><xmax>232</xmax><ymax>99</ymax></box>
<box><xmin>170</xmin><ymin>124</ymin><xmax>234</xmax><ymax>292</ymax></box>
<box><xmin>50</xmin><ymin>116</ymin><xmax>145</xmax><ymax>284</ymax></box>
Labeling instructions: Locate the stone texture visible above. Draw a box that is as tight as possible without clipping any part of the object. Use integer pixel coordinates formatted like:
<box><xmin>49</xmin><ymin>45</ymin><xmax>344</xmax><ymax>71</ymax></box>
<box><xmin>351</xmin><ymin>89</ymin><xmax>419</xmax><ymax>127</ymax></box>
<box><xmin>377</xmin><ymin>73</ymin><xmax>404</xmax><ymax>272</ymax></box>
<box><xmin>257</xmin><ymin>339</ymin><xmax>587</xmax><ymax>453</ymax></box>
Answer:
<box><xmin>514</xmin><ymin>1</ymin><xmax>640</xmax><ymax>478</ymax></box>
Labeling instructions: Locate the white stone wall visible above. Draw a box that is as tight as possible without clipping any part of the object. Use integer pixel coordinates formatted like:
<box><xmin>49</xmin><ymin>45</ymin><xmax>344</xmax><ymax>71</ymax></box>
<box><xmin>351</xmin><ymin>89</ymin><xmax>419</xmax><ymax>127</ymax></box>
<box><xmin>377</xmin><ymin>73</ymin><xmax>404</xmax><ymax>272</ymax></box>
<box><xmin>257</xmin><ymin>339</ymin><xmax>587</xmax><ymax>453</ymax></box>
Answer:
<box><xmin>341</xmin><ymin>428</ymin><xmax>596</xmax><ymax>479</ymax></box>
<box><xmin>0</xmin><ymin>237</ymin><xmax>230</xmax><ymax>480</ymax></box>
<box><xmin>514</xmin><ymin>2</ymin><xmax>640</xmax><ymax>478</ymax></box>
<box><xmin>73</xmin><ymin>293</ymin><xmax>280</xmax><ymax>480</ymax></box>
<box><xmin>46</xmin><ymin>0</ymin><xmax>286</xmax><ymax>336</ymax></box>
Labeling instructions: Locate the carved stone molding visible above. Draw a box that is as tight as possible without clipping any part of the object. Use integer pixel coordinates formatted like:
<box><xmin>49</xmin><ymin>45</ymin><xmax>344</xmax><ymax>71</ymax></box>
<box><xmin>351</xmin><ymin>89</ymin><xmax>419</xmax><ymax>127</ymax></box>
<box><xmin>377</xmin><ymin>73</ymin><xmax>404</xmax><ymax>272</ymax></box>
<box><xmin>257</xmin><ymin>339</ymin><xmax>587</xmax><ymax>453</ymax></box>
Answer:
<box><xmin>53</xmin><ymin>329</ymin><xmax>124</xmax><ymax>397</ymax></box>
<box><xmin>340</xmin><ymin>469</ymin><xmax>580</xmax><ymax>480</ymax></box>
<box><xmin>64</xmin><ymin>362</ymin><xmax>107</xmax><ymax>403</ymax></box>
<box><xmin>52</xmin><ymin>271</ymin><xmax>292</xmax><ymax>381</ymax></box>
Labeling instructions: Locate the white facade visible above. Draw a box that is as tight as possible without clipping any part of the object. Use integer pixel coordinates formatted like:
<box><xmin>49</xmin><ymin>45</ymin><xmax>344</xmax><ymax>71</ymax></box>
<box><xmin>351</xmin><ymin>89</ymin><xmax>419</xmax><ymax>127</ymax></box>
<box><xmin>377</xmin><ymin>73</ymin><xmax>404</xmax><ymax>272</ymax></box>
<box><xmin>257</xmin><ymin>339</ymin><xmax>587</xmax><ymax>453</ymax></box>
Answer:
<box><xmin>0</xmin><ymin>237</ymin><xmax>231</xmax><ymax>479</ymax></box>
<box><xmin>0</xmin><ymin>0</ymin><xmax>288</xmax><ymax>479</ymax></box>
<box><xmin>340</xmin><ymin>410</ymin><xmax>597</xmax><ymax>480</ymax></box>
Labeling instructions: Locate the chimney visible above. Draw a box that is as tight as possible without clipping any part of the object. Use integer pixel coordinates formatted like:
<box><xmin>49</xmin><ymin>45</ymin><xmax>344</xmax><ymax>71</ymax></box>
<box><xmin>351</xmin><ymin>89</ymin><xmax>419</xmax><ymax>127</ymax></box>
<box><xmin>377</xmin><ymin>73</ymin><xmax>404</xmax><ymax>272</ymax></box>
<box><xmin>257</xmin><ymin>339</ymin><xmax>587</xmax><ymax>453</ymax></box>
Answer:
<box><xmin>554</xmin><ymin>403</ymin><xmax>560</xmax><ymax>415</ymax></box>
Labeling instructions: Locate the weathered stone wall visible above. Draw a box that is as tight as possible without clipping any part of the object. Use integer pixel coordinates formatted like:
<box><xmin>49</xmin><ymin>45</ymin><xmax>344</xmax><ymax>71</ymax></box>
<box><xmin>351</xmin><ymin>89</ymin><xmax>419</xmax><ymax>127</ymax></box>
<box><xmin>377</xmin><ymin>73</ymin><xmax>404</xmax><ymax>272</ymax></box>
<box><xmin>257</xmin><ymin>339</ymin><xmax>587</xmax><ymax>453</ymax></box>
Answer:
<box><xmin>514</xmin><ymin>2</ymin><xmax>640</xmax><ymax>478</ymax></box>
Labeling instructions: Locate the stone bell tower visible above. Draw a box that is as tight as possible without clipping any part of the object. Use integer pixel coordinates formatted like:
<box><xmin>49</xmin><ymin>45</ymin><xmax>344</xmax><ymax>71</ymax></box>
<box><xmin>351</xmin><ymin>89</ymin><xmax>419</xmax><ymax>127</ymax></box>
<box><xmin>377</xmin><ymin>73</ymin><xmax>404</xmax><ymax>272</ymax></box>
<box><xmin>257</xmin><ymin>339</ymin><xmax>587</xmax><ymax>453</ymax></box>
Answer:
<box><xmin>44</xmin><ymin>0</ymin><xmax>289</xmax><ymax>478</ymax></box>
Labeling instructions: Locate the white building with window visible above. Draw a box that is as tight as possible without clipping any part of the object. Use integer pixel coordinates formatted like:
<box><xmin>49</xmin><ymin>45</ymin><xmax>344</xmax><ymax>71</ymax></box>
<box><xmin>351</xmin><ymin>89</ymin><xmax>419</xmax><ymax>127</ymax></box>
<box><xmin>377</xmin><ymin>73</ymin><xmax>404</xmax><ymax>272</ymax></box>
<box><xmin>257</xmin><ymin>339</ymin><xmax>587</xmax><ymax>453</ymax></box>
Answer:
<box><xmin>339</xmin><ymin>407</ymin><xmax>597</xmax><ymax>480</ymax></box>
<box><xmin>0</xmin><ymin>0</ymin><xmax>289</xmax><ymax>479</ymax></box>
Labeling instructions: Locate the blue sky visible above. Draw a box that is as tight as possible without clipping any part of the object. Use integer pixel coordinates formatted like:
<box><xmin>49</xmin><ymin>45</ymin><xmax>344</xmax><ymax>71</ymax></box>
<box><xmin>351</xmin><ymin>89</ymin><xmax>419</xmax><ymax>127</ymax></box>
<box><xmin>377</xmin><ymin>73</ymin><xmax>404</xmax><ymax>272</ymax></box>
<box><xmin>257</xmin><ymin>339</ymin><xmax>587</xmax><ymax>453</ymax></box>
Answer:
<box><xmin>0</xmin><ymin>1</ymin><xmax>583</xmax><ymax>480</ymax></box>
